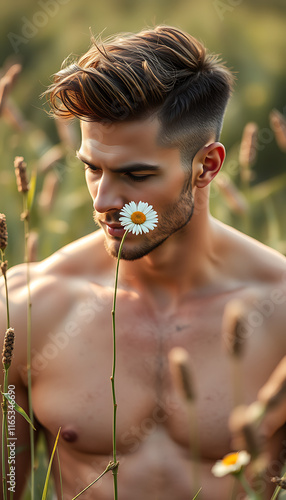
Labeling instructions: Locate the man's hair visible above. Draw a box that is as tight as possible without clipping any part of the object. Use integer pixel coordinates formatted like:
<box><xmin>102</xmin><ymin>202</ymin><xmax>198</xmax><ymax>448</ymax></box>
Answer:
<box><xmin>47</xmin><ymin>25</ymin><xmax>234</xmax><ymax>167</ymax></box>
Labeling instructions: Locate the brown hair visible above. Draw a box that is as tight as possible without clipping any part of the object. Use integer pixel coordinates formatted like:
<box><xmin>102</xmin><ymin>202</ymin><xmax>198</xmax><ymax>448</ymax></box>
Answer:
<box><xmin>47</xmin><ymin>25</ymin><xmax>234</xmax><ymax>166</ymax></box>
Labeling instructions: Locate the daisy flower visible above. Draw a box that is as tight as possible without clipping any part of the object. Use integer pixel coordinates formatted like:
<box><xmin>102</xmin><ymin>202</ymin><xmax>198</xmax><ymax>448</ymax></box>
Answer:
<box><xmin>119</xmin><ymin>201</ymin><xmax>158</xmax><ymax>235</ymax></box>
<box><xmin>211</xmin><ymin>451</ymin><xmax>251</xmax><ymax>477</ymax></box>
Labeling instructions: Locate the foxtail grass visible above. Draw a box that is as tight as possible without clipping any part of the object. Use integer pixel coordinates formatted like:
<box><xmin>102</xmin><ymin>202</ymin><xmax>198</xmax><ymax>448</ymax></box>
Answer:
<box><xmin>1</xmin><ymin>214</ymin><xmax>14</xmax><ymax>500</ymax></box>
<box><xmin>14</xmin><ymin>157</ymin><xmax>35</xmax><ymax>499</ymax></box>
<box><xmin>221</xmin><ymin>299</ymin><xmax>247</xmax><ymax>407</ymax></box>
<box><xmin>168</xmin><ymin>347</ymin><xmax>200</xmax><ymax>499</ymax></box>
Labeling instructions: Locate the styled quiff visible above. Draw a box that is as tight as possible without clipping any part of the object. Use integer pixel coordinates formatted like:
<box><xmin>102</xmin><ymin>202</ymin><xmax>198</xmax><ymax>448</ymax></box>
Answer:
<box><xmin>47</xmin><ymin>25</ymin><xmax>234</xmax><ymax>166</ymax></box>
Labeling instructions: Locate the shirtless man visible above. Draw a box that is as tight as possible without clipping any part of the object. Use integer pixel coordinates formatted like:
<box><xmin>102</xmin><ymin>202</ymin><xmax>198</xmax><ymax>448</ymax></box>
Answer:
<box><xmin>1</xmin><ymin>25</ymin><xmax>286</xmax><ymax>500</ymax></box>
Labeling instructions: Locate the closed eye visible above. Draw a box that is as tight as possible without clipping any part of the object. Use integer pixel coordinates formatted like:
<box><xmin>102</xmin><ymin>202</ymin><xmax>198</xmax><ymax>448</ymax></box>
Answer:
<box><xmin>125</xmin><ymin>172</ymin><xmax>152</xmax><ymax>182</ymax></box>
<box><xmin>84</xmin><ymin>164</ymin><xmax>101</xmax><ymax>174</ymax></box>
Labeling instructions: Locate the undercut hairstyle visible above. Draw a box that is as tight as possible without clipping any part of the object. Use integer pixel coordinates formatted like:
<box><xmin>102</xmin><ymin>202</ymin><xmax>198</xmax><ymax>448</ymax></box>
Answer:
<box><xmin>47</xmin><ymin>25</ymin><xmax>235</xmax><ymax>168</ymax></box>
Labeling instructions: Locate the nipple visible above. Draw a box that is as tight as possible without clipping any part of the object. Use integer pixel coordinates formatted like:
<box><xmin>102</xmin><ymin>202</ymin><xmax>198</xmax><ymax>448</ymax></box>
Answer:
<box><xmin>61</xmin><ymin>428</ymin><xmax>78</xmax><ymax>443</ymax></box>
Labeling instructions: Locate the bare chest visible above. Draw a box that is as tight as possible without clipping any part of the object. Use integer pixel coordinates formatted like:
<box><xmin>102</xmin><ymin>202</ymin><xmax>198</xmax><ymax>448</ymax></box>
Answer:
<box><xmin>30</xmin><ymin>286</ymin><xmax>278</xmax><ymax>460</ymax></box>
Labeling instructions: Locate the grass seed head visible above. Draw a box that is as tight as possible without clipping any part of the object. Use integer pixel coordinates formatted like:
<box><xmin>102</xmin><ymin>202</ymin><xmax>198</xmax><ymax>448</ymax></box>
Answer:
<box><xmin>2</xmin><ymin>327</ymin><xmax>15</xmax><ymax>369</ymax></box>
<box><xmin>14</xmin><ymin>156</ymin><xmax>29</xmax><ymax>192</ymax></box>
<box><xmin>269</xmin><ymin>109</ymin><xmax>286</xmax><ymax>152</ymax></box>
<box><xmin>222</xmin><ymin>299</ymin><xmax>247</xmax><ymax>357</ymax></box>
<box><xmin>229</xmin><ymin>402</ymin><xmax>265</xmax><ymax>468</ymax></box>
<box><xmin>0</xmin><ymin>213</ymin><xmax>8</xmax><ymax>251</ymax></box>
<box><xmin>258</xmin><ymin>356</ymin><xmax>286</xmax><ymax>411</ymax></box>
<box><xmin>168</xmin><ymin>347</ymin><xmax>195</xmax><ymax>401</ymax></box>
<box><xmin>239</xmin><ymin>122</ymin><xmax>258</xmax><ymax>173</ymax></box>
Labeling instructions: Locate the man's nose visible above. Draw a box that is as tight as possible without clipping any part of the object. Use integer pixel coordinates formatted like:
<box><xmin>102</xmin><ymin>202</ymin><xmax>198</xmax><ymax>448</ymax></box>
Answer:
<box><xmin>92</xmin><ymin>175</ymin><xmax>124</xmax><ymax>214</ymax></box>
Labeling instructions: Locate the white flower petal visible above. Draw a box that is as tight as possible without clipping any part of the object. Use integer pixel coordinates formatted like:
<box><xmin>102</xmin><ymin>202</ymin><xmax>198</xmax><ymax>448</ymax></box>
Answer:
<box><xmin>211</xmin><ymin>451</ymin><xmax>251</xmax><ymax>478</ymax></box>
<box><xmin>211</xmin><ymin>463</ymin><xmax>230</xmax><ymax>477</ymax></box>
<box><xmin>119</xmin><ymin>217</ymin><xmax>132</xmax><ymax>224</ymax></box>
<box><xmin>143</xmin><ymin>205</ymin><xmax>154</xmax><ymax>214</ymax></box>
<box><xmin>137</xmin><ymin>201</ymin><xmax>148</xmax><ymax>212</ymax></box>
<box><xmin>144</xmin><ymin>222</ymin><xmax>155</xmax><ymax>229</ymax></box>
<box><xmin>119</xmin><ymin>201</ymin><xmax>158</xmax><ymax>236</ymax></box>
<box><xmin>129</xmin><ymin>201</ymin><xmax>137</xmax><ymax>212</ymax></box>
<box><xmin>236</xmin><ymin>451</ymin><xmax>251</xmax><ymax>467</ymax></box>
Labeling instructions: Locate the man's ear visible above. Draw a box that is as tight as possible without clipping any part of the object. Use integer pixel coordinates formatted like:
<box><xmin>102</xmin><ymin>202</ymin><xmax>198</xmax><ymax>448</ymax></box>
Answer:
<box><xmin>193</xmin><ymin>142</ymin><xmax>225</xmax><ymax>188</ymax></box>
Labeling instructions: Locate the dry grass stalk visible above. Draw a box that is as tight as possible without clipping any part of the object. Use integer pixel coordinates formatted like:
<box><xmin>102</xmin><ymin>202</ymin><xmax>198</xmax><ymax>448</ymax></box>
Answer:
<box><xmin>229</xmin><ymin>402</ymin><xmax>266</xmax><ymax>473</ymax></box>
<box><xmin>239</xmin><ymin>122</ymin><xmax>258</xmax><ymax>181</ymax></box>
<box><xmin>168</xmin><ymin>347</ymin><xmax>195</xmax><ymax>401</ymax></box>
<box><xmin>215</xmin><ymin>174</ymin><xmax>248</xmax><ymax>214</ymax></box>
<box><xmin>2</xmin><ymin>328</ymin><xmax>15</xmax><ymax>369</ymax></box>
<box><xmin>37</xmin><ymin>144</ymin><xmax>65</xmax><ymax>173</ymax></box>
<box><xmin>2</xmin><ymin>98</ymin><xmax>27</xmax><ymax>132</ymax></box>
<box><xmin>257</xmin><ymin>356</ymin><xmax>286</xmax><ymax>411</ymax></box>
<box><xmin>27</xmin><ymin>231</ymin><xmax>39</xmax><ymax>262</ymax></box>
<box><xmin>0</xmin><ymin>63</ymin><xmax>21</xmax><ymax>115</ymax></box>
<box><xmin>221</xmin><ymin>299</ymin><xmax>247</xmax><ymax>357</ymax></box>
<box><xmin>38</xmin><ymin>171</ymin><xmax>60</xmax><ymax>212</ymax></box>
<box><xmin>269</xmin><ymin>109</ymin><xmax>286</xmax><ymax>152</ymax></box>
<box><xmin>14</xmin><ymin>156</ymin><xmax>29</xmax><ymax>192</ymax></box>
<box><xmin>0</xmin><ymin>214</ymin><xmax>8</xmax><ymax>251</ymax></box>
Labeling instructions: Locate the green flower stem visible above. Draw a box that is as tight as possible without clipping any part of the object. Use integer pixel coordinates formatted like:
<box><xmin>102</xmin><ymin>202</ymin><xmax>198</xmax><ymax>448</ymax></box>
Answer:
<box><xmin>111</xmin><ymin>230</ymin><xmax>128</xmax><ymax>500</ymax></box>
<box><xmin>22</xmin><ymin>193</ymin><xmax>34</xmax><ymax>500</ymax></box>
<box><xmin>236</xmin><ymin>470</ymin><xmax>261</xmax><ymax>500</ymax></box>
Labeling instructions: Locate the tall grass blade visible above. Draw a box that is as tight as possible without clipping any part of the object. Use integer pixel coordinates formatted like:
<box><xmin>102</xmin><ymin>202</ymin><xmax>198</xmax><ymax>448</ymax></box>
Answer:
<box><xmin>193</xmin><ymin>487</ymin><xmax>202</xmax><ymax>499</ymax></box>
<box><xmin>27</xmin><ymin>169</ymin><xmax>37</xmax><ymax>211</ymax></box>
<box><xmin>41</xmin><ymin>427</ymin><xmax>61</xmax><ymax>500</ymax></box>
<box><xmin>2</xmin><ymin>393</ymin><xmax>36</xmax><ymax>430</ymax></box>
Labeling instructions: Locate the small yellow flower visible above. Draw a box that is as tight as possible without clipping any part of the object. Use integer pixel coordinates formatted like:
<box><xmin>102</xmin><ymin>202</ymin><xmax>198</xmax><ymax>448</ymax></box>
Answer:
<box><xmin>211</xmin><ymin>451</ymin><xmax>251</xmax><ymax>477</ymax></box>
<box><xmin>119</xmin><ymin>201</ymin><xmax>158</xmax><ymax>235</ymax></box>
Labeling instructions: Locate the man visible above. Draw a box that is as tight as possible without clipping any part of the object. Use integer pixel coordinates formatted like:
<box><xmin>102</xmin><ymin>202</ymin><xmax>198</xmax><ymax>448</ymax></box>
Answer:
<box><xmin>1</xmin><ymin>25</ymin><xmax>286</xmax><ymax>500</ymax></box>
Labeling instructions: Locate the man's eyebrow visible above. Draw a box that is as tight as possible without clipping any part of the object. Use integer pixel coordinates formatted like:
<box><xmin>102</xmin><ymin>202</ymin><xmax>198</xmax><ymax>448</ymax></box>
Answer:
<box><xmin>76</xmin><ymin>152</ymin><xmax>160</xmax><ymax>172</ymax></box>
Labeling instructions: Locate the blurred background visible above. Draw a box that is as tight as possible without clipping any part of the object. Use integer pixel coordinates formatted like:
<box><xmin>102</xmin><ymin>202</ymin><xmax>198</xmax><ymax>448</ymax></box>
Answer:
<box><xmin>0</xmin><ymin>0</ymin><xmax>286</xmax><ymax>267</ymax></box>
<box><xmin>0</xmin><ymin>0</ymin><xmax>286</xmax><ymax>496</ymax></box>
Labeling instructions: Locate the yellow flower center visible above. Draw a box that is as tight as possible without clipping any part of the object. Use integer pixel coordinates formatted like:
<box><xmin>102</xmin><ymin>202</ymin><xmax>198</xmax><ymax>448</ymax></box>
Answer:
<box><xmin>222</xmin><ymin>453</ymin><xmax>239</xmax><ymax>466</ymax></box>
<box><xmin>131</xmin><ymin>211</ymin><xmax>146</xmax><ymax>225</ymax></box>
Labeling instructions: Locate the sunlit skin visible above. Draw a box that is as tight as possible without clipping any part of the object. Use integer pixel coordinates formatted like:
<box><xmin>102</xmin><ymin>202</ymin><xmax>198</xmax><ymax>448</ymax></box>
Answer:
<box><xmin>0</xmin><ymin>115</ymin><xmax>286</xmax><ymax>500</ymax></box>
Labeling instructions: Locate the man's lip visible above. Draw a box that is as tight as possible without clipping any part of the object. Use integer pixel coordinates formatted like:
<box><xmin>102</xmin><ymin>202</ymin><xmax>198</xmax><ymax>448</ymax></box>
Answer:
<box><xmin>101</xmin><ymin>221</ymin><xmax>126</xmax><ymax>237</ymax></box>
<box><xmin>102</xmin><ymin>222</ymin><xmax>122</xmax><ymax>229</ymax></box>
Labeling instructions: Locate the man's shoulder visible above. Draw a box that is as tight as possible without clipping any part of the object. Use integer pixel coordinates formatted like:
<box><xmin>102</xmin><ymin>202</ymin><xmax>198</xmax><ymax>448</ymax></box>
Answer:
<box><xmin>215</xmin><ymin>219</ymin><xmax>286</xmax><ymax>286</ymax></box>
<box><xmin>1</xmin><ymin>230</ymin><xmax>108</xmax><ymax>321</ymax></box>
<box><xmin>0</xmin><ymin>230</ymin><xmax>110</xmax><ymax>360</ymax></box>
<box><xmin>37</xmin><ymin>229</ymin><xmax>108</xmax><ymax>279</ymax></box>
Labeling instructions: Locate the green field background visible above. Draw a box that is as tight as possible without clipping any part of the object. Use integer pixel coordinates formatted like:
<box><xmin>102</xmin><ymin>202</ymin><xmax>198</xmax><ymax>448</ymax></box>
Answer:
<box><xmin>0</xmin><ymin>0</ymin><xmax>286</xmax><ymax>497</ymax></box>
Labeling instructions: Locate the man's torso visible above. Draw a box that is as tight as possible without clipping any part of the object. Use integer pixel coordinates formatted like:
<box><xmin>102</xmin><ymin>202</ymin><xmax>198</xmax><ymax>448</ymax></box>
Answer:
<box><xmin>9</xmin><ymin>226</ymin><xmax>286</xmax><ymax>499</ymax></box>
